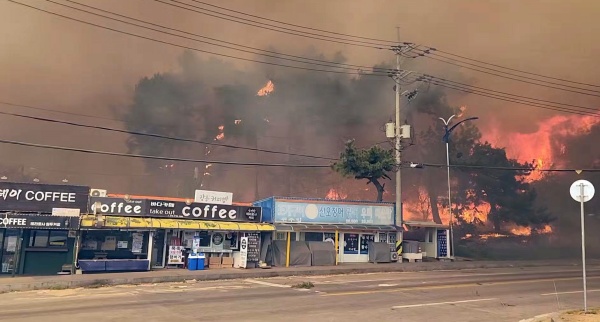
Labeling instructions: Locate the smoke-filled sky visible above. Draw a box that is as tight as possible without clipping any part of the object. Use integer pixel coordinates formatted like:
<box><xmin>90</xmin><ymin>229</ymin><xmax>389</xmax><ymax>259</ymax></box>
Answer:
<box><xmin>0</xmin><ymin>0</ymin><xmax>599</xmax><ymax>198</ymax></box>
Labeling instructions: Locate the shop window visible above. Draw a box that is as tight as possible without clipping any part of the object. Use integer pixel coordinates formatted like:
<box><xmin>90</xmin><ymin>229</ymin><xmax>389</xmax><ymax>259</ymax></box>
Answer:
<box><xmin>305</xmin><ymin>232</ymin><xmax>324</xmax><ymax>242</ymax></box>
<box><xmin>28</xmin><ymin>230</ymin><xmax>67</xmax><ymax>248</ymax></box>
<box><xmin>343</xmin><ymin>234</ymin><xmax>359</xmax><ymax>254</ymax></box>
<box><xmin>389</xmin><ymin>233</ymin><xmax>397</xmax><ymax>245</ymax></box>
<box><xmin>378</xmin><ymin>233</ymin><xmax>388</xmax><ymax>243</ymax></box>
<box><xmin>225</xmin><ymin>232</ymin><xmax>238</xmax><ymax>250</ymax></box>
<box><xmin>360</xmin><ymin>234</ymin><xmax>375</xmax><ymax>255</ymax></box>
<box><xmin>79</xmin><ymin>231</ymin><xmax>148</xmax><ymax>260</ymax></box>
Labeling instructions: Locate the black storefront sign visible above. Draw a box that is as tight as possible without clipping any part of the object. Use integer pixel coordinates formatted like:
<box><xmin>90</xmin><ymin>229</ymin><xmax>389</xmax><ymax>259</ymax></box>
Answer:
<box><xmin>246</xmin><ymin>232</ymin><xmax>260</xmax><ymax>262</ymax></box>
<box><xmin>89</xmin><ymin>197</ymin><xmax>147</xmax><ymax>216</ymax></box>
<box><xmin>0</xmin><ymin>213</ymin><xmax>80</xmax><ymax>229</ymax></box>
<box><xmin>147</xmin><ymin>200</ymin><xmax>262</xmax><ymax>223</ymax></box>
<box><xmin>0</xmin><ymin>182</ymin><xmax>89</xmax><ymax>213</ymax></box>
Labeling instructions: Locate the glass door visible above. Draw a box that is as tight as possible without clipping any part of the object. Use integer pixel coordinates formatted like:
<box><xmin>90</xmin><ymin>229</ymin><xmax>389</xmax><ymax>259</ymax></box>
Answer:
<box><xmin>1</xmin><ymin>229</ymin><xmax>19</xmax><ymax>274</ymax></box>
<box><xmin>152</xmin><ymin>229</ymin><xmax>167</xmax><ymax>268</ymax></box>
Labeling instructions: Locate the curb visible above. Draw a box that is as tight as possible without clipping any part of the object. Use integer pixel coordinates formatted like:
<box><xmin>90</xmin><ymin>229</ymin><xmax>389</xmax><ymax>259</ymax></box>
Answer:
<box><xmin>0</xmin><ymin>260</ymin><xmax>584</xmax><ymax>293</ymax></box>
<box><xmin>518</xmin><ymin>313</ymin><xmax>559</xmax><ymax>322</ymax></box>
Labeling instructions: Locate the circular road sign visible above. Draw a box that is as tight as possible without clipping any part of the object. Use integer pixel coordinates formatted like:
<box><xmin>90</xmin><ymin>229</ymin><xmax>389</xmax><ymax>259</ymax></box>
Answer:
<box><xmin>570</xmin><ymin>180</ymin><xmax>595</xmax><ymax>203</ymax></box>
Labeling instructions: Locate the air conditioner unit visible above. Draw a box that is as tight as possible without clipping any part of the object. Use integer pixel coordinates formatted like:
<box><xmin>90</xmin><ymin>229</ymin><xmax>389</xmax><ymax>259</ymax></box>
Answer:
<box><xmin>390</xmin><ymin>251</ymin><xmax>399</xmax><ymax>262</ymax></box>
<box><xmin>90</xmin><ymin>189</ymin><xmax>107</xmax><ymax>197</ymax></box>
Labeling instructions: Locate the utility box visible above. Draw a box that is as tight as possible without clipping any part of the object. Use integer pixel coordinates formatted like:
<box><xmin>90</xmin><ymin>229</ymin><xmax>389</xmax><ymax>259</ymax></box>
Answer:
<box><xmin>385</xmin><ymin>123</ymin><xmax>395</xmax><ymax>138</ymax></box>
<box><xmin>400</xmin><ymin>125</ymin><xmax>411</xmax><ymax>139</ymax></box>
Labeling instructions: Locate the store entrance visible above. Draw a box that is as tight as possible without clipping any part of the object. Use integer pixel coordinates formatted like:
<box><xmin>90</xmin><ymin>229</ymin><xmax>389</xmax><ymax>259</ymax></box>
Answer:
<box><xmin>152</xmin><ymin>229</ymin><xmax>167</xmax><ymax>268</ymax></box>
<box><xmin>0</xmin><ymin>229</ymin><xmax>20</xmax><ymax>274</ymax></box>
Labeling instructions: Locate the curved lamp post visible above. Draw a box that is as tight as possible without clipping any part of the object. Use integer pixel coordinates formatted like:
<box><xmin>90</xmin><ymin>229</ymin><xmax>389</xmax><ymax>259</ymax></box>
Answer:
<box><xmin>439</xmin><ymin>115</ymin><xmax>479</xmax><ymax>259</ymax></box>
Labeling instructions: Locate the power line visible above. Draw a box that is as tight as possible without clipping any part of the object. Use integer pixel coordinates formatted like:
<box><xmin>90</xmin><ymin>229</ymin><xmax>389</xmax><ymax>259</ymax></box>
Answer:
<box><xmin>425</xmin><ymin>80</ymin><xmax>599</xmax><ymax>116</ymax></box>
<box><xmin>0</xmin><ymin>100</ymin><xmax>123</xmax><ymax>123</ymax></box>
<box><xmin>179</xmin><ymin>0</ymin><xmax>600</xmax><ymax>88</ymax></box>
<box><xmin>0</xmin><ymin>109</ymin><xmax>338</xmax><ymax>160</ymax></box>
<box><xmin>156</xmin><ymin>0</ymin><xmax>389</xmax><ymax>49</ymax></box>
<box><xmin>417</xmin><ymin>50</ymin><xmax>600</xmax><ymax>94</ymax></box>
<box><xmin>55</xmin><ymin>0</ymin><xmax>393</xmax><ymax>74</ymax></box>
<box><xmin>422</xmin><ymin>75</ymin><xmax>599</xmax><ymax>112</ymax></box>
<box><xmin>8</xmin><ymin>0</ymin><xmax>387</xmax><ymax>77</ymax></box>
<box><xmin>0</xmin><ymin>138</ymin><xmax>331</xmax><ymax>168</ymax></box>
<box><xmin>417</xmin><ymin>52</ymin><xmax>600</xmax><ymax>97</ymax></box>
<box><xmin>431</xmin><ymin>49</ymin><xmax>600</xmax><ymax>89</ymax></box>
<box><xmin>189</xmin><ymin>0</ymin><xmax>398</xmax><ymax>45</ymax></box>
<box><xmin>417</xmin><ymin>162</ymin><xmax>600</xmax><ymax>173</ymax></box>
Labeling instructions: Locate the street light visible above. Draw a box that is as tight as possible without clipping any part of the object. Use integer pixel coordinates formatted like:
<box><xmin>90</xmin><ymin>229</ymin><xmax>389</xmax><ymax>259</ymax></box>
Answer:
<box><xmin>439</xmin><ymin>115</ymin><xmax>479</xmax><ymax>259</ymax></box>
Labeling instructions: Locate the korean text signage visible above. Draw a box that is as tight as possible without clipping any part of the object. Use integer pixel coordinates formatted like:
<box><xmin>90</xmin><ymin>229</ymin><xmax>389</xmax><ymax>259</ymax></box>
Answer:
<box><xmin>0</xmin><ymin>182</ymin><xmax>89</xmax><ymax>213</ymax></box>
<box><xmin>147</xmin><ymin>200</ymin><xmax>262</xmax><ymax>222</ymax></box>
<box><xmin>274</xmin><ymin>201</ymin><xmax>394</xmax><ymax>225</ymax></box>
<box><xmin>89</xmin><ymin>197</ymin><xmax>146</xmax><ymax>216</ymax></box>
<box><xmin>194</xmin><ymin>190</ymin><xmax>233</xmax><ymax>205</ymax></box>
<box><xmin>0</xmin><ymin>213</ymin><xmax>80</xmax><ymax>229</ymax></box>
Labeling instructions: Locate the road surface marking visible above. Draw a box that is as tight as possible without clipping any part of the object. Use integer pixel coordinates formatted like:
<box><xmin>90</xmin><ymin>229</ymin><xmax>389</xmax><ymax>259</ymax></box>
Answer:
<box><xmin>244</xmin><ymin>279</ymin><xmax>291</xmax><ymax>288</ymax></box>
<box><xmin>321</xmin><ymin>276</ymin><xmax>600</xmax><ymax>297</ymax></box>
<box><xmin>541</xmin><ymin>289</ymin><xmax>600</xmax><ymax>296</ymax></box>
<box><xmin>392</xmin><ymin>298</ymin><xmax>497</xmax><ymax>309</ymax></box>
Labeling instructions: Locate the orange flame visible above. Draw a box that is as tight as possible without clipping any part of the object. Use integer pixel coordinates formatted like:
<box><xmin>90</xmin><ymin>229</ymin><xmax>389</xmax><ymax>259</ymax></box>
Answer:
<box><xmin>510</xmin><ymin>226</ymin><xmax>532</xmax><ymax>236</ymax></box>
<box><xmin>325</xmin><ymin>188</ymin><xmax>348</xmax><ymax>200</ymax></box>
<box><xmin>214</xmin><ymin>125</ymin><xmax>225</xmax><ymax>141</ymax></box>
<box><xmin>539</xmin><ymin>225</ymin><xmax>553</xmax><ymax>234</ymax></box>
<box><xmin>257</xmin><ymin>80</ymin><xmax>274</xmax><ymax>96</ymax></box>
<box><xmin>457</xmin><ymin>105</ymin><xmax>467</xmax><ymax>118</ymax></box>
<box><xmin>481</xmin><ymin>115</ymin><xmax>600</xmax><ymax>182</ymax></box>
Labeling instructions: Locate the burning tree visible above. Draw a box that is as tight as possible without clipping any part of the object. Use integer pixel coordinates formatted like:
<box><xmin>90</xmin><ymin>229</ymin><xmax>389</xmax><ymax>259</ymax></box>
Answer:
<box><xmin>331</xmin><ymin>140</ymin><xmax>395</xmax><ymax>202</ymax></box>
<box><xmin>403</xmin><ymin>88</ymin><xmax>555</xmax><ymax>234</ymax></box>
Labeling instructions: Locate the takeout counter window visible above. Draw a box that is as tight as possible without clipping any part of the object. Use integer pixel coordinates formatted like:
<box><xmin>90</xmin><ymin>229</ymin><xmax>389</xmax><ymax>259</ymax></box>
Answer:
<box><xmin>78</xmin><ymin>230</ymin><xmax>149</xmax><ymax>260</ymax></box>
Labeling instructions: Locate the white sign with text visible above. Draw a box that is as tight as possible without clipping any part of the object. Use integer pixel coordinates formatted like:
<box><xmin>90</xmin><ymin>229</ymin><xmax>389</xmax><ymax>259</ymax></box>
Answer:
<box><xmin>194</xmin><ymin>190</ymin><xmax>233</xmax><ymax>205</ymax></box>
<box><xmin>239</xmin><ymin>237</ymin><xmax>248</xmax><ymax>269</ymax></box>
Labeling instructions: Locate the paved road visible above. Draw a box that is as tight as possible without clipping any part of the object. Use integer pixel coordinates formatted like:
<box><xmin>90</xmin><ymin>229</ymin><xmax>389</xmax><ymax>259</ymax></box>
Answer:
<box><xmin>1</xmin><ymin>266</ymin><xmax>599</xmax><ymax>322</ymax></box>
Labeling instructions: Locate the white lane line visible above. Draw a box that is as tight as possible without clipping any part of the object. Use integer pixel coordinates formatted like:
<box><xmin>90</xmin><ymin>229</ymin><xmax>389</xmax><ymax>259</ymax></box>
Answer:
<box><xmin>244</xmin><ymin>279</ymin><xmax>291</xmax><ymax>288</ymax></box>
<box><xmin>392</xmin><ymin>298</ymin><xmax>497</xmax><ymax>309</ymax></box>
<box><xmin>541</xmin><ymin>289</ymin><xmax>600</xmax><ymax>296</ymax></box>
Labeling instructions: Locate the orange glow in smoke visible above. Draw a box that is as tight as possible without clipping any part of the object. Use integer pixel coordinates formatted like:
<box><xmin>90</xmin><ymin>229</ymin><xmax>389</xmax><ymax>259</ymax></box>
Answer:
<box><xmin>257</xmin><ymin>80</ymin><xmax>274</xmax><ymax>96</ymax></box>
<box><xmin>325</xmin><ymin>188</ymin><xmax>348</xmax><ymax>200</ymax></box>
<box><xmin>540</xmin><ymin>225</ymin><xmax>553</xmax><ymax>234</ymax></box>
<box><xmin>510</xmin><ymin>226</ymin><xmax>532</xmax><ymax>236</ymax></box>
<box><xmin>481</xmin><ymin>115</ymin><xmax>600</xmax><ymax>182</ymax></box>
<box><xmin>457</xmin><ymin>105</ymin><xmax>467</xmax><ymax>118</ymax></box>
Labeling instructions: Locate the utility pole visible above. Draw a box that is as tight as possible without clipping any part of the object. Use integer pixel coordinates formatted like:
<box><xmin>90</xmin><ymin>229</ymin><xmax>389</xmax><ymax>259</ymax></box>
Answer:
<box><xmin>394</xmin><ymin>51</ymin><xmax>402</xmax><ymax>226</ymax></box>
<box><xmin>390</xmin><ymin>38</ymin><xmax>417</xmax><ymax>227</ymax></box>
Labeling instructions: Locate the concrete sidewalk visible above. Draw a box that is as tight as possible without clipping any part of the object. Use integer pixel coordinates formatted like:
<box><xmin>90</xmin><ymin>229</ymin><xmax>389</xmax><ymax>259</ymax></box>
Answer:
<box><xmin>0</xmin><ymin>259</ymin><xmax>593</xmax><ymax>293</ymax></box>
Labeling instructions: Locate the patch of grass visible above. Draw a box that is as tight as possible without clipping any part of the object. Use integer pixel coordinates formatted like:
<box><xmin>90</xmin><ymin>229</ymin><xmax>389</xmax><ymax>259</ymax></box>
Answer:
<box><xmin>48</xmin><ymin>285</ymin><xmax>69</xmax><ymax>290</ymax></box>
<box><xmin>291</xmin><ymin>281</ymin><xmax>314</xmax><ymax>289</ymax></box>
<box><xmin>564</xmin><ymin>308</ymin><xmax>599</xmax><ymax>315</ymax></box>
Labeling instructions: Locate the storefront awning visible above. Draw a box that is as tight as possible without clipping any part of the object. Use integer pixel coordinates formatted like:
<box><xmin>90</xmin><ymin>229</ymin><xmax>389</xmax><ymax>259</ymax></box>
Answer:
<box><xmin>403</xmin><ymin>221</ymin><xmax>449</xmax><ymax>229</ymax></box>
<box><xmin>275</xmin><ymin>223</ymin><xmax>399</xmax><ymax>232</ymax></box>
<box><xmin>80</xmin><ymin>215</ymin><xmax>275</xmax><ymax>231</ymax></box>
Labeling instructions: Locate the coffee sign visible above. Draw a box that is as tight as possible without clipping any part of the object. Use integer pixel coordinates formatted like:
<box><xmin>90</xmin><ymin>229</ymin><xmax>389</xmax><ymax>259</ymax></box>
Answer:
<box><xmin>89</xmin><ymin>197</ymin><xmax>146</xmax><ymax>216</ymax></box>
<box><xmin>0</xmin><ymin>213</ymin><xmax>80</xmax><ymax>229</ymax></box>
<box><xmin>0</xmin><ymin>182</ymin><xmax>89</xmax><ymax>213</ymax></box>
<box><xmin>147</xmin><ymin>200</ymin><xmax>262</xmax><ymax>222</ymax></box>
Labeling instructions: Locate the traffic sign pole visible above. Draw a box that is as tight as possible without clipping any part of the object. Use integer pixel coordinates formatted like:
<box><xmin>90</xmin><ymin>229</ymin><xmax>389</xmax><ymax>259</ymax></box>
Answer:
<box><xmin>570</xmin><ymin>179</ymin><xmax>595</xmax><ymax>313</ymax></box>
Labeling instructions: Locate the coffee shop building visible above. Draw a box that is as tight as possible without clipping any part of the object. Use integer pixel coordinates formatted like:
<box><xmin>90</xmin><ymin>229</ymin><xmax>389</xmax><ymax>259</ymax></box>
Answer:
<box><xmin>78</xmin><ymin>196</ymin><xmax>273</xmax><ymax>273</ymax></box>
<box><xmin>0</xmin><ymin>182</ymin><xmax>88</xmax><ymax>275</ymax></box>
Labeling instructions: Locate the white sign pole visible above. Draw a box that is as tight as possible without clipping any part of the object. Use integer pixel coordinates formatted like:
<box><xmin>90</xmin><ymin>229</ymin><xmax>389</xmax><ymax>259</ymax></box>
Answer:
<box><xmin>579</xmin><ymin>182</ymin><xmax>587</xmax><ymax>313</ymax></box>
<box><xmin>570</xmin><ymin>179</ymin><xmax>595</xmax><ymax>313</ymax></box>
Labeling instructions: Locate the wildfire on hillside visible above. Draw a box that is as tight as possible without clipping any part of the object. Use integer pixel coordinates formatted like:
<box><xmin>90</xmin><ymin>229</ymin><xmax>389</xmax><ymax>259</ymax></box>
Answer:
<box><xmin>325</xmin><ymin>188</ymin><xmax>348</xmax><ymax>200</ymax></box>
<box><xmin>257</xmin><ymin>80</ymin><xmax>274</xmax><ymax>96</ymax></box>
<box><xmin>481</xmin><ymin>114</ymin><xmax>600</xmax><ymax>182</ymax></box>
